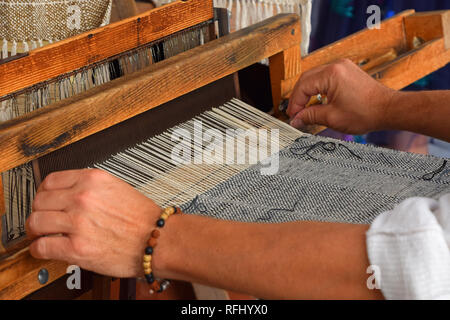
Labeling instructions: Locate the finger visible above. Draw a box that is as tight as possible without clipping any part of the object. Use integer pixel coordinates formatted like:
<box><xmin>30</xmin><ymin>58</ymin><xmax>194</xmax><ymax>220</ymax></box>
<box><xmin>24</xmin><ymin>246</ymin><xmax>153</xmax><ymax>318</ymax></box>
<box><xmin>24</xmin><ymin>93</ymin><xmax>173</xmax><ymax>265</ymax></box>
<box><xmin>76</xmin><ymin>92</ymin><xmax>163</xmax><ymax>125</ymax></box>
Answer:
<box><xmin>287</xmin><ymin>65</ymin><xmax>328</xmax><ymax>117</ymax></box>
<box><xmin>33</xmin><ymin>190</ymin><xmax>72</xmax><ymax>212</ymax></box>
<box><xmin>29</xmin><ymin>236</ymin><xmax>74</xmax><ymax>261</ymax></box>
<box><xmin>38</xmin><ymin>170</ymin><xmax>85</xmax><ymax>192</ymax></box>
<box><xmin>291</xmin><ymin>105</ymin><xmax>332</xmax><ymax>128</ymax></box>
<box><xmin>288</xmin><ymin>71</ymin><xmax>332</xmax><ymax>119</ymax></box>
<box><xmin>26</xmin><ymin>211</ymin><xmax>73</xmax><ymax>239</ymax></box>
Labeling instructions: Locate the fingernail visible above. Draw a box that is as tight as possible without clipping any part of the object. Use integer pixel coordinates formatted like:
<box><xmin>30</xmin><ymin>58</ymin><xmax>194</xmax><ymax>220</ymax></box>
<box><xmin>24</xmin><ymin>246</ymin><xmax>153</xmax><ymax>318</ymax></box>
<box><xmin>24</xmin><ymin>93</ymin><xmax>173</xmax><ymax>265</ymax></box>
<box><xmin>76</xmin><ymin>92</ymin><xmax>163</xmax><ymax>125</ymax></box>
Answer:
<box><xmin>290</xmin><ymin>119</ymin><xmax>304</xmax><ymax>128</ymax></box>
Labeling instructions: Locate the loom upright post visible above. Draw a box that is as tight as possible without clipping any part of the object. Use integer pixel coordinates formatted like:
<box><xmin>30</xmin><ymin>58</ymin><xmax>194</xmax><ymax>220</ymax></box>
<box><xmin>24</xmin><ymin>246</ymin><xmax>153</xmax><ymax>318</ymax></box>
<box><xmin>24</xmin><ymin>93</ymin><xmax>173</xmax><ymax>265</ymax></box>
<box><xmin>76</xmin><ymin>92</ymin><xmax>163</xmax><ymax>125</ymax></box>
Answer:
<box><xmin>269</xmin><ymin>44</ymin><xmax>302</xmax><ymax>118</ymax></box>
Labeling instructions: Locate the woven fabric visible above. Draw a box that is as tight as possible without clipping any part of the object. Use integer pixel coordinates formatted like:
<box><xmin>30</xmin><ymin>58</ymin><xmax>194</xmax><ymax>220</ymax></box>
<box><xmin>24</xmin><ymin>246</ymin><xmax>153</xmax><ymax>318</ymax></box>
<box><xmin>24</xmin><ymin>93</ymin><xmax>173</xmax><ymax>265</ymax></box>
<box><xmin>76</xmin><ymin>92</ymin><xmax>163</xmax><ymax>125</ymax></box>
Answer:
<box><xmin>182</xmin><ymin>134</ymin><xmax>450</xmax><ymax>225</ymax></box>
<box><xmin>0</xmin><ymin>0</ymin><xmax>112</xmax><ymax>42</ymax></box>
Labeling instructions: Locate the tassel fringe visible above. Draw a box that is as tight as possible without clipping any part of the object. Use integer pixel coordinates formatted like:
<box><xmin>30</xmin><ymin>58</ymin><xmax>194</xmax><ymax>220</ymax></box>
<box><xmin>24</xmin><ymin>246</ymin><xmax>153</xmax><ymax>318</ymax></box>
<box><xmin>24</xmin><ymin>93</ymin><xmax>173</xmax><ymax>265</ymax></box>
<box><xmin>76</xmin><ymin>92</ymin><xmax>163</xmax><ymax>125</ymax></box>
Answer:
<box><xmin>154</xmin><ymin>0</ymin><xmax>313</xmax><ymax>56</ymax></box>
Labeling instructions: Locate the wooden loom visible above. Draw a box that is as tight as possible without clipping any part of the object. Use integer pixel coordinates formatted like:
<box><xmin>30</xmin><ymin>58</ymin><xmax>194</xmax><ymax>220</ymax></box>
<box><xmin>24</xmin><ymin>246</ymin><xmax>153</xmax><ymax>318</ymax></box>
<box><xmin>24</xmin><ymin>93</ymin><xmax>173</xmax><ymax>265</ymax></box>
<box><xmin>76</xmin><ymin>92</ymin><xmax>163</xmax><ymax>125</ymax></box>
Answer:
<box><xmin>0</xmin><ymin>0</ymin><xmax>449</xmax><ymax>299</ymax></box>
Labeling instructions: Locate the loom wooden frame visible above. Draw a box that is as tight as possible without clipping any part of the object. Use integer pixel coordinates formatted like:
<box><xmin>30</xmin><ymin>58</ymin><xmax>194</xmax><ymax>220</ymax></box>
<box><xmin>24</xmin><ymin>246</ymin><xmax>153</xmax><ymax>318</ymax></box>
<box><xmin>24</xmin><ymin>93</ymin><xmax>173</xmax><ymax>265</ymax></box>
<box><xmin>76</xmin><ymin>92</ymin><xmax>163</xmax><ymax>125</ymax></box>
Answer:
<box><xmin>0</xmin><ymin>0</ymin><xmax>215</xmax><ymax>299</ymax></box>
<box><xmin>0</xmin><ymin>0</ymin><xmax>214</xmax><ymax>98</ymax></box>
<box><xmin>269</xmin><ymin>10</ymin><xmax>450</xmax><ymax>126</ymax></box>
<box><xmin>0</xmin><ymin>7</ymin><xmax>449</xmax><ymax>299</ymax></box>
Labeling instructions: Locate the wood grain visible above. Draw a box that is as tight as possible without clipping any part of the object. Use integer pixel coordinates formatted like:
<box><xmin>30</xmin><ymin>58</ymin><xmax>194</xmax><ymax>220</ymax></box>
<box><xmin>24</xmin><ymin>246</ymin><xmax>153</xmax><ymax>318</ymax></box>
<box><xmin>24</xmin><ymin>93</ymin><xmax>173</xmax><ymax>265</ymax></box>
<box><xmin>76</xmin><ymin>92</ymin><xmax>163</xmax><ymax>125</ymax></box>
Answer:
<box><xmin>302</xmin><ymin>10</ymin><xmax>414</xmax><ymax>72</ymax></box>
<box><xmin>0</xmin><ymin>176</ymin><xmax>4</xmax><ymax>216</ymax></box>
<box><xmin>0</xmin><ymin>0</ymin><xmax>213</xmax><ymax>98</ymax></box>
<box><xmin>404</xmin><ymin>11</ymin><xmax>450</xmax><ymax>50</ymax></box>
<box><xmin>0</xmin><ymin>14</ymin><xmax>301</xmax><ymax>173</ymax></box>
<box><xmin>269</xmin><ymin>45</ymin><xmax>302</xmax><ymax>116</ymax></box>
<box><xmin>278</xmin><ymin>10</ymin><xmax>450</xmax><ymax>101</ymax></box>
<box><xmin>0</xmin><ymin>249</ymin><xmax>68</xmax><ymax>300</ymax></box>
<box><xmin>276</xmin><ymin>10</ymin><xmax>414</xmax><ymax>101</ymax></box>
<box><xmin>369</xmin><ymin>38</ymin><xmax>450</xmax><ymax>90</ymax></box>
<box><xmin>279</xmin><ymin>48</ymin><xmax>399</xmax><ymax>101</ymax></box>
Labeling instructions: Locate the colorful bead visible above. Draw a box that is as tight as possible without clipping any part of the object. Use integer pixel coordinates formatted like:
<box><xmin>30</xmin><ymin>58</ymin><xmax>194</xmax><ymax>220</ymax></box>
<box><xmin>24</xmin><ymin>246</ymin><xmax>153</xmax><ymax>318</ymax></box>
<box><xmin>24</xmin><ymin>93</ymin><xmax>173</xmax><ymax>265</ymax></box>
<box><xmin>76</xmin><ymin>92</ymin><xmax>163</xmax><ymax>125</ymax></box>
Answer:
<box><xmin>151</xmin><ymin>229</ymin><xmax>160</xmax><ymax>239</ymax></box>
<box><xmin>145</xmin><ymin>273</ymin><xmax>154</xmax><ymax>284</ymax></box>
<box><xmin>157</xmin><ymin>219</ymin><xmax>165</xmax><ymax>227</ymax></box>
<box><xmin>151</xmin><ymin>281</ymin><xmax>161</xmax><ymax>292</ymax></box>
<box><xmin>148</xmin><ymin>237</ymin><xmax>157</xmax><ymax>248</ymax></box>
<box><xmin>164</xmin><ymin>207</ymin><xmax>175</xmax><ymax>215</ymax></box>
<box><xmin>144</xmin><ymin>207</ymin><xmax>181</xmax><ymax>294</ymax></box>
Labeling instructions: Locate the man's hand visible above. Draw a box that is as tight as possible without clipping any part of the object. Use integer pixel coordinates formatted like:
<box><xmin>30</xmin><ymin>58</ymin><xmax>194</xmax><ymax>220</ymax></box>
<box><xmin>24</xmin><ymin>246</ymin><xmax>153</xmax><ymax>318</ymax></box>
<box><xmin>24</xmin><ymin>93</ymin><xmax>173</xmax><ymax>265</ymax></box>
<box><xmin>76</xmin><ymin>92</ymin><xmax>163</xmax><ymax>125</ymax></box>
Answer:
<box><xmin>26</xmin><ymin>169</ymin><xmax>161</xmax><ymax>278</ymax></box>
<box><xmin>287</xmin><ymin>59</ymin><xmax>397</xmax><ymax>134</ymax></box>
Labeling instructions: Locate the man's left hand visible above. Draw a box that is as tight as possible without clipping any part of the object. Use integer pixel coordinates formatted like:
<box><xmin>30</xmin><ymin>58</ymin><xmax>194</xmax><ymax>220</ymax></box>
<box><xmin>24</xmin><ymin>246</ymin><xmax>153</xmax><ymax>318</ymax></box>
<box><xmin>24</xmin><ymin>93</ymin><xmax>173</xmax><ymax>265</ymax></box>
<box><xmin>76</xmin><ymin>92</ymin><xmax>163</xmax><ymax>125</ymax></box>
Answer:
<box><xmin>26</xmin><ymin>169</ymin><xmax>161</xmax><ymax>278</ymax></box>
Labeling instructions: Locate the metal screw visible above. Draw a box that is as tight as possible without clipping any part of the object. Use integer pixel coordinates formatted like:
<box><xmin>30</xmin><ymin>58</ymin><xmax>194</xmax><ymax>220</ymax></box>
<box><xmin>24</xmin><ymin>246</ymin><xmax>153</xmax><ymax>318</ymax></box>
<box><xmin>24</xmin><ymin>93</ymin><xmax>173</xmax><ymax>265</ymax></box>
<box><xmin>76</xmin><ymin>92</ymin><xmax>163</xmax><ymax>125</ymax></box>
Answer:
<box><xmin>38</xmin><ymin>268</ymin><xmax>49</xmax><ymax>285</ymax></box>
<box><xmin>279</xmin><ymin>99</ymin><xmax>289</xmax><ymax>112</ymax></box>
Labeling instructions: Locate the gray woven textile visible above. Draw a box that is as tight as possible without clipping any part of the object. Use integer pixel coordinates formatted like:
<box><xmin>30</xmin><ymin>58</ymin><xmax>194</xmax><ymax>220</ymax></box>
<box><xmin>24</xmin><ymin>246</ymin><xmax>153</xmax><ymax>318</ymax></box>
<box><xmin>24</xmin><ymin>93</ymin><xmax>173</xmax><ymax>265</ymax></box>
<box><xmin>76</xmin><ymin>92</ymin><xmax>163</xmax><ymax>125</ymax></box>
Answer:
<box><xmin>181</xmin><ymin>134</ymin><xmax>450</xmax><ymax>225</ymax></box>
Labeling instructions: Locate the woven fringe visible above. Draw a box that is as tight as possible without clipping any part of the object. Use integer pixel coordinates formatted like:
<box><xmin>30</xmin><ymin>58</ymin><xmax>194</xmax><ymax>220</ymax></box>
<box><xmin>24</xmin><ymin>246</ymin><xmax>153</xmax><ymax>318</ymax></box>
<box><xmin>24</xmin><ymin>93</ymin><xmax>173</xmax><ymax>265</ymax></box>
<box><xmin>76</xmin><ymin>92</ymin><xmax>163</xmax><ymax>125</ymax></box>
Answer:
<box><xmin>2</xmin><ymin>38</ymin><xmax>7</xmax><ymax>59</ymax></box>
<box><xmin>0</xmin><ymin>38</ymin><xmax>50</xmax><ymax>60</ymax></box>
<box><xmin>11</xmin><ymin>40</ymin><xmax>17</xmax><ymax>56</ymax></box>
<box><xmin>22</xmin><ymin>41</ymin><xmax>29</xmax><ymax>53</ymax></box>
<box><xmin>207</xmin><ymin>0</ymin><xmax>312</xmax><ymax>56</ymax></box>
<box><xmin>300</xmin><ymin>0</ymin><xmax>312</xmax><ymax>56</ymax></box>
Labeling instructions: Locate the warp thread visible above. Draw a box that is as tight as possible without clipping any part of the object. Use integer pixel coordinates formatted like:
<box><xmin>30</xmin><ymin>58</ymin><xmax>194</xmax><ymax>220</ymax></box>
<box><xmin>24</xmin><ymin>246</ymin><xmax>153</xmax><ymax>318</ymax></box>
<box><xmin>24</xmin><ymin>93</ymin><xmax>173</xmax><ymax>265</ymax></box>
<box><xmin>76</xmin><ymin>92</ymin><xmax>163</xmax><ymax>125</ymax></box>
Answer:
<box><xmin>153</xmin><ymin>0</ymin><xmax>313</xmax><ymax>56</ymax></box>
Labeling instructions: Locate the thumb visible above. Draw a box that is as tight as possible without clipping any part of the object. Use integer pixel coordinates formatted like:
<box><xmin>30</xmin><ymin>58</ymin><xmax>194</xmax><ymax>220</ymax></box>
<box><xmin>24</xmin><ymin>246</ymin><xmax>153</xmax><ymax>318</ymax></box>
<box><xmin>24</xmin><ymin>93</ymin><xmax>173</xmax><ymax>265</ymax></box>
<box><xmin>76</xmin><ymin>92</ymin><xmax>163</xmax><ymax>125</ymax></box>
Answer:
<box><xmin>291</xmin><ymin>105</ymin><xmax>331</xmax><ymax>128</ymax></box>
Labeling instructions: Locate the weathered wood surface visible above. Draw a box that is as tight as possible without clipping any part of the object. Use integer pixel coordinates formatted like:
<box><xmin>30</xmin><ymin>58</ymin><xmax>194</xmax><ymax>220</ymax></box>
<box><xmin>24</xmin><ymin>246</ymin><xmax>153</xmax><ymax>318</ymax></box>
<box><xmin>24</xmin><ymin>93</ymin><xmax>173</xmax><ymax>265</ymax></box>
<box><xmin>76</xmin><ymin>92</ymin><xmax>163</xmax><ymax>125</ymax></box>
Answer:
<box><xmin>277</xmin><ymin>10</ymin><xmax>450</xmax><ymax>102</ymax></box>
<box><xmin>275</xmin><ymin>10</ymin><xmax>414</xmax><ymax>104</ymax></box>
<box><xmin>369</xmin><ymin>38</ymin><xmax>450</xmax><ymax>90</ymax></box>
<box><xmin>269</xmin><ymin>45</ymin><xmax>301</xmax><ymax>117</ymax></box>
<box><xmin>0</xmin><ymin>177</ymin><xmax>4</xmax><ymax>217</ymax></box>
<box><xmin>404</xmin><ymin>11</ymin><xmax>450</xmax><ymax>50</ymax></box>
<box><xmin>302</xmin><ymin>10</ymin><xmax>414</xmax><ymax>72</ymax></box>
<box><xmin>0</xmin><ymin>14</ymin><xmax>301</xmax><ymax>173</ymax></box>
<box><xmin>0</xmin><ymin>248</ymin><xmax>68</xmax><ymax>300</ymax></box>
<box><xmin>0</xmin><ymin>0</ymin><xmax>213</xmax><ymax>98</ymax></box>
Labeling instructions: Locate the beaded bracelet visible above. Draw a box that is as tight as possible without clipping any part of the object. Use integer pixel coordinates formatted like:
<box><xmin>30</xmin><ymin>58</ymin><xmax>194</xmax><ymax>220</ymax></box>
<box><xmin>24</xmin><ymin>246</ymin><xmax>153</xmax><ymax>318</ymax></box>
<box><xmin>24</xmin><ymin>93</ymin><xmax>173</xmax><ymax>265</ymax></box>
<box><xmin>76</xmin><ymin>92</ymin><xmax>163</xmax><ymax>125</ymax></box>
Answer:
<box><xmin>143</xmin><ymin>206</ymin><xmax>181</xmax><ymax>294</ymax></box>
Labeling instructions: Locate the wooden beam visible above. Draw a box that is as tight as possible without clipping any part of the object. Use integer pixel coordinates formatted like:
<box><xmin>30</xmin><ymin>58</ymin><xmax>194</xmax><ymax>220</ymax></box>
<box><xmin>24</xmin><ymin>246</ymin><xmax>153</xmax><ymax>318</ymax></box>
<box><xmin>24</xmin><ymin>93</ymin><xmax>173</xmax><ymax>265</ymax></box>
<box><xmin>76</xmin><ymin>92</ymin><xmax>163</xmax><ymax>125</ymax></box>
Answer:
<box><xmin>0</xmin><ymin>14</ymin><xmax>301</xmax><ymax>173</ymax></box>
<box><xmin>269</xmin><ymin>45</ymin><xmax>301</xmax><ymax>116</ymax></box>
<box><xmin>280</xmin><ymin>48</ymin><xmax>399</xmax><ymax>101</ymax></box>
<box><xmin>92</xmin><ymin>275</ymin><xmax>112</xmax><ymax>300</ymax></box>
<box><xmin>404</xmin><ymin>11</ymin><xmax>450</xmax><ymax>50</ymax></box>
<box><xmin>275</xmin><ymin>10</ymin><xmax>415</xmax><ymax>103</ymax></box>
<box><xmin>0</xmin><ymin>248</ymin><xmax>68</xmax><ymax>300</ymax></box>
<box><xmin>302</xmin><ymin>10</ymin><xmax>414</xmax><ymax>72</ymax></box>
<box><xmin>0</xmin><ymin>176</ymin><xmax>4</xmax><ymax>217</ymax></box>
<box><xmin>369</xmin><ymin>38</ymin><xmax>450</xmax><ymax>90</ymax></box>
<box><xmin>0</xmin><ymin>0</ymin><xmax>214</xmax><ymax>98</ymax></box>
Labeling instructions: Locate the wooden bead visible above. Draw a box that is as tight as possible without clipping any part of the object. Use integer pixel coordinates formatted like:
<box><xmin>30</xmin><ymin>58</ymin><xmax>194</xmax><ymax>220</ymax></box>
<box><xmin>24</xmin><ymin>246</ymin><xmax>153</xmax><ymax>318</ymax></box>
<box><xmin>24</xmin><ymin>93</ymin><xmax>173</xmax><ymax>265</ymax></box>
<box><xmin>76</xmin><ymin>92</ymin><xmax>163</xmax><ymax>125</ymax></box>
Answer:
<box><xmin>148</xmin><ymin>237</ymin><xmax>158</xmax><ymax>248</ymax></box>
<box><xmin>164</xmin><ymin>207</ymin><xmax>175</xmax><ymax>215</ymax></box>
<box><xmin>151</xmin><ymin>282</ymin><xmax>161</xmax><ymax>292</ymax></box>
<box><xmin>143</xmin><ymin>255</ymin><xmax>152</xmax><ymax>262</ymax></box>
<box><xmin>143</xmin><ymin>261</ymin><xmax>151</xmax><ymax>269</ymax></box>
<box><xmin>151</xmin><ymin>229</ymin><xmax>160</xmax><ymax>239</ymax></box>
<box><xmin>161</xmin><ymin>213</ymin><xmax>169</xmax><ymax>220</ymax></box>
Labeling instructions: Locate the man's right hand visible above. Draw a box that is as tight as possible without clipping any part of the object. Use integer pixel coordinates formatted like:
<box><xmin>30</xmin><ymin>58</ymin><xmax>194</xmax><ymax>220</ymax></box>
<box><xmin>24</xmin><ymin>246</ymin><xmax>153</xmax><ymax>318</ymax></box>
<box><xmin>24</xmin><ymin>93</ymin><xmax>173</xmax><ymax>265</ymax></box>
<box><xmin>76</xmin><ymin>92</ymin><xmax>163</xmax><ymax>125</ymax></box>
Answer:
<box><xmin>287</xmin><ymin>59</ymin><xmax>397</xmax><ymax>135</ymax></box>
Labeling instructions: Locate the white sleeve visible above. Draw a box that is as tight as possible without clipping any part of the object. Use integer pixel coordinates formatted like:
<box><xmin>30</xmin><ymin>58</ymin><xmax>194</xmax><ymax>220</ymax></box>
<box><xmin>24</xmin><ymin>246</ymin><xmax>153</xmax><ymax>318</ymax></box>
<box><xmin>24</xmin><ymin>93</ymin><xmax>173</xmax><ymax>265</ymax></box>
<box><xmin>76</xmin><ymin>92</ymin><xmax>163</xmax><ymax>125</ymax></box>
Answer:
<box><xmin>366</xmin><ymin>194</ymin><xmax>450</xmax><ymax>300</ymax></box>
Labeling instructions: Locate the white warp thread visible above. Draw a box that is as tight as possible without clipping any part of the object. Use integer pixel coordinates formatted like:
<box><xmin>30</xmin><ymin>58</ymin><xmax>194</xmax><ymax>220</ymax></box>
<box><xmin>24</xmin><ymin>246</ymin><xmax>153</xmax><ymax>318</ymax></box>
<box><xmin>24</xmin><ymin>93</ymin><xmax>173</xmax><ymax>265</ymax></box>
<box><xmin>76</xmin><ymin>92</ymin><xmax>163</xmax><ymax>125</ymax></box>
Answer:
<box><xmin>153</xmin><ymin>0</ymin><xmax>313</xmax><ymax>56</ymax></box>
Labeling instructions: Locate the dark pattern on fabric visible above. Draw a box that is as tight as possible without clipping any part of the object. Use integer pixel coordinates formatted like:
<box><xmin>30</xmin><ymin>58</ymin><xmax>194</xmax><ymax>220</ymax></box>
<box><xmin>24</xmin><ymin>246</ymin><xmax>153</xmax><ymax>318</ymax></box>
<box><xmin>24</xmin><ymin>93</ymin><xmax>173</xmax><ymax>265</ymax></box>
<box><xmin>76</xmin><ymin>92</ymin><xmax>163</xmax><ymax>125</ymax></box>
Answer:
<box><xmin>181</xmin><ymin>135</ymin><xmax>450</xmax><ymax>224</ymax></box>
